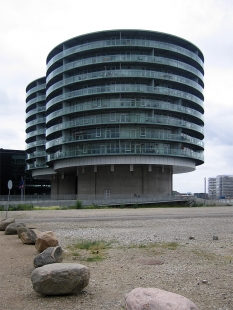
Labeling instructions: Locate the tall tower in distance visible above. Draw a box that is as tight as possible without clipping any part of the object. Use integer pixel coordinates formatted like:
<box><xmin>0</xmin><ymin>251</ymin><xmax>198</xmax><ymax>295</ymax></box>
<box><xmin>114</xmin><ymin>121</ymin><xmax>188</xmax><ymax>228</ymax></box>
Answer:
<box><xmin>25</xmin><ymin>30</ymin><xmax>204</xmax><ymax>199</ymax></box>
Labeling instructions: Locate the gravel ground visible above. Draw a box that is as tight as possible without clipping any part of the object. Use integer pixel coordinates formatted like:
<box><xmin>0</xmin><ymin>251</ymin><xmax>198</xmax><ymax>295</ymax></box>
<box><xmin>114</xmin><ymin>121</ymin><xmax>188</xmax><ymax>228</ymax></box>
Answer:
<box><xmin>0</xmin><ymin>207</ymin><xmax>233</xmax><ymax>310</ymax></box>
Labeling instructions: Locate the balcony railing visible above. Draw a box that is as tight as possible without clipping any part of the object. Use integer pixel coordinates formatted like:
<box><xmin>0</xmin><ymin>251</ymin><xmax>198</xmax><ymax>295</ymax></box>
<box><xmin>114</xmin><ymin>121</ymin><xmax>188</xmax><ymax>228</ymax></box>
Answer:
<box><xmin>26</xmin><ymin>106</ymin><xmax>46</xmax><ymax>119</ymax></box>
<box><xmin>47</xmin><ymin>38</ymin><xmax>204</xmax><ymax>70</ymax></box>
<box><xmin>26</xmin><ymin>129</ymin><xmax>45</xmax><ymax>140</ymax></box>
<box><xmin>46</xmin><ymin>132</ymin><xmax>204</xmax><ymax>150</ymax></box>
<box><xmin>46</xmin><ymin>99</ymin><xmax>204</xmax><ymax>124</ymax></box>
<box><xmin>26</xmin><ymin>139</ymin><xmax>46</xmax><ymax>150</ymax></box>
<box><xmin>26</xmin><ymin>83</ymin><xmax>46</xmax><ymax>98</ymax></box>
<box><xmin>46</xmin><ymin>85</ymin><xmax>204</xmax><ymax>111</ymax></box>
<box><xmin>46</xmin><ymin>114</ymin><xmax>204</xmax><ymax>137</ymax></box>
<box><xmin>47</xmin><ymin>147</ymin><xmax>204</xmax><ymax>162</ymax></box>
<box><xmin>26</xmin><ymin>117</ymin><xmax>46</xmax><ymax>129</ymax></box>
<box><xmin>26</xmin><ymin>151</ymin><xmax>47</xmax><ymax>160</ymax></box>
<box><xmin>46</xmin><ymin>68</ymin><xmax>203</xmax><ymax>97</ymax></box>
<box><xmin>26</xmin><ymin>95</ymin><xmax>46</xmax><ymax>109</ymax></box>
<box><xmin>47</xmin><ymin>54</ymin><xmax>204</xmax><ymax>84</ymax></box>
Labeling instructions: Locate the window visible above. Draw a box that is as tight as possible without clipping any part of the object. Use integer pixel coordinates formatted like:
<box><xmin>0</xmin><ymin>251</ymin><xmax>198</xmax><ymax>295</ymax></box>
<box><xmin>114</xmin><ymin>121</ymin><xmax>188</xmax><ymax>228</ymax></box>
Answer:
<box><xmin>96</xmin><ymin>128</ymin><xmax>101</xmax><ymax>137</ymax></box>
<box><xmin>141</xmin><ymin>127</ymin><xmax>146</xmax><ymax>137</ymax></box>
<box><xmin>104</xmin><ymin>189</ymin><xmax>110</xmax><ymax>199</ymax></box>
<box><xmin>110</xmin><ymin>112</ymin><xmax>116</xmax><ymax>121</ymax></box>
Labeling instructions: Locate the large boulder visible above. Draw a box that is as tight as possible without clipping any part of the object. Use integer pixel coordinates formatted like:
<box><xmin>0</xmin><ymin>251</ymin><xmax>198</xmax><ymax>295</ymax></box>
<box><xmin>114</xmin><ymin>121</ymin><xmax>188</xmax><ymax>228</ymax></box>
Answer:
<box><xmin>0</xmin><ymin>218</ymin><xmax>15</xmax><ymax>231</ymax></box>
<box><xmin>5</xmin><ymin>223</ymin><xmax>26</xmax><ymax>235</ymax></box>
<box><xmin>31</xmin><ymin>263</ymin><xmax>90</xmax><ymax>295</ymax></box>
<box><xmin>34</xmin><ymin>246</ymin><xmax>63</xmax><ymax>267</ymax></box>
<box><xmin>20</xmin><ymin>228</ymin><xmax>41</xmax><ymax>244</ymax></box>
<box><xmin>125</xmin><ymin>287</ymin><xmax>199</xmax><ymax>310</ymax></box>
<box><xmin>35</xmin><ymin>231</ymin><xmax>59</xmax><ymax>252</ymax></box>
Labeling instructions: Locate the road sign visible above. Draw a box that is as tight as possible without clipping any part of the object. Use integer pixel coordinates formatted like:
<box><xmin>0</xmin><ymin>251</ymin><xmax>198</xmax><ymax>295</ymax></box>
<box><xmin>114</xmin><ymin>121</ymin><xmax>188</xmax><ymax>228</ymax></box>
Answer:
<box><xmin>8</xmin><ymin>180</ymin><xmax>13</xmax><ymax>190</ymax></box>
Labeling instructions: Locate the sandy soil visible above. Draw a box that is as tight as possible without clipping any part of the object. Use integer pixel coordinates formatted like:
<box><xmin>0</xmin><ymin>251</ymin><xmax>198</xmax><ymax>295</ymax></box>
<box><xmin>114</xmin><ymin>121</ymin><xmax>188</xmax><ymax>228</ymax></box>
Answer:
<box><xmin>0</xmin><ymin>207</ymin><xmax>233</xmax><ymax>310</ymax></box>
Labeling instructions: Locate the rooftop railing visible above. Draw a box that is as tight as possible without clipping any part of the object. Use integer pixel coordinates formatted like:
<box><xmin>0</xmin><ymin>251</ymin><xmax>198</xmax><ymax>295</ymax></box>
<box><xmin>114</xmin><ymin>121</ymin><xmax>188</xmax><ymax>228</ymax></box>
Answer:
<box><xmin>47</xmin><ymin>38</ymin><xmax>204</xmax><ymax>70</ymax></box>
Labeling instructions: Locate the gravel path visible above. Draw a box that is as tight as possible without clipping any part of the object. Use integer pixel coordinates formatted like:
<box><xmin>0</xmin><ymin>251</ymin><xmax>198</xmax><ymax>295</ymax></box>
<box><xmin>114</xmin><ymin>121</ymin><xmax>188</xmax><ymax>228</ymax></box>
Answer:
<box><xmin>0</xmin><ymin>207</ymin><xmax>233</xmax><ymax>309</ymax></box>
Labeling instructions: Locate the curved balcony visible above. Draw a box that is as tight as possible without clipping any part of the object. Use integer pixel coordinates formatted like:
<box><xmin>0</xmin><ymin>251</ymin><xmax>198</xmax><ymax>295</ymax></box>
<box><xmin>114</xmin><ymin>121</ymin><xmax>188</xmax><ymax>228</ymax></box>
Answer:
<box><xmin>46</xmin><ymin>69</ymin><xmax>203</xmax><ymax>98</ymax></box>
<box><xmin>27</xmin><ymin>162</ymin><xmax>49</xmax><ymax>170</ymax></box>
<box><xmin>26</xmin><ymin>83</ymin><xmax>46</xmax><ymax>98</ymax></box>
<box><xmin>46</xmin><ymin>132</ymin><xmax>204</xmax><ymax>151</ymax></box>
<box><xmin>47</xmin><ymin>146</ymin><xmax>204</xmax><ymax>164</ymax></box>
<box><xmin>46</xmin><ymin>85</ymin><xmax>204</xmax><ymax>111</ymax></box>
<box><xmin>27</xmin><ymin>151</ymin><xmax>47</xmax><ymax>160</ymax></box>
<box><xmin>26</xmin><ymin>117</ymin><xmax>46</xmax><ymax>130</ymax></box>
<box><xmin>46</xmin><ymin>99</ymin><xmax>204</xmax><ymax>124</ymax></box>
<box><xmin>26</xmin><ymin>129</ymin><xmax>45</xmax><ymax>140</ymax></box>
<box><xmin>46</xmin><ymin>115</ymin><xmax>204</xmax><ymax>137</ymax></box>
<box><xmin>26</xmin><ymin>95</ymin><xmax>46</xmax><ymax>109</ymax></box>
<box><xmin>47</xmin><ymin>38</ymin><xmax>203</xmax><ymax>71</ymax></box>
<box><xmin>46</xmin><ymin>54</ymin><xmax>204</xmax><ymax>85</ymax></box>
<box><xmin>26</xmin><ymin>106</ymin><xmax>46</xmax><ymax>119</ymax></box>
<box><xmin>26</xmin><ymin>139</ymin><xmax>46</xmax><ymax>150</ymax></box>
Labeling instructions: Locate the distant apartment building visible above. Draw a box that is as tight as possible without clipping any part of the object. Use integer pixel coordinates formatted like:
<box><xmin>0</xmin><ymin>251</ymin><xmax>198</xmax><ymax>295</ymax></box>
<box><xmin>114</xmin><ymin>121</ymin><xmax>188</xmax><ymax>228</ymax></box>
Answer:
<box><xmin>216</xmin><ymin>175</ymin><xmax>233</xmax><ymax>199</ymax></box>
<box><xmin>208</xmin><ymin>175</ymin><xmax>233</xmax><ymax>199</ymax></box>
<box><xmin>208</xmin><ymin>177</ymin><xmax>217</xmax><ymax>199</ymax></box>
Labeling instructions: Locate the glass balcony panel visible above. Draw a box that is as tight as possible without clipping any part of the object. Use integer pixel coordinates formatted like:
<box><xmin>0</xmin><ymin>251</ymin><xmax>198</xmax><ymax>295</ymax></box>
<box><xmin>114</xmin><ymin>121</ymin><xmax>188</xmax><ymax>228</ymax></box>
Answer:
<box><xmin>46</xmin><ymin>54</ymin><xmax>204</xmax><ymax>84</ymax></box>
<box><xmin>46</xmin><ymin>85</ymin><xmax>204</xmax><ymax>111</ymax></box>
<box><xmin>47</xmin><ymin>38</ymin><xmax>203</xmax><ymax>71</ymax></box>
<box><xmin>46</xmin><ymin>69</ymin><xmax>203</xmax><ymax>97</ymax></box>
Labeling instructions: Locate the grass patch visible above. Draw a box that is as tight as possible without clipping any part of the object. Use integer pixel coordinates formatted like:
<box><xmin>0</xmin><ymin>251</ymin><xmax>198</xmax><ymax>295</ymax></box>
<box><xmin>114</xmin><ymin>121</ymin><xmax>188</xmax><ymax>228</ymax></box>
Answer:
<box><xmin>34</xmin><ymin>206</ymin><xmax>61</xmax><ymax>210</ymax></box>
<box><xmin>126</xmin><ymin>241</ymin><xmax>179</xmax><ymax>251</ymax></box>
<box><xmin>5</xmin><ymin>204</ymin><xmax>34</xmax><ymax>211</ymax></box>
<box><xmin>191</xmin><ymin>249</ymin><xmax>218</xmax><ymax>260</ymax></box>
<box><xmin>66</xmin><ymin>240</ymin><xmax>112</xmax><ymax>262</ymax></box>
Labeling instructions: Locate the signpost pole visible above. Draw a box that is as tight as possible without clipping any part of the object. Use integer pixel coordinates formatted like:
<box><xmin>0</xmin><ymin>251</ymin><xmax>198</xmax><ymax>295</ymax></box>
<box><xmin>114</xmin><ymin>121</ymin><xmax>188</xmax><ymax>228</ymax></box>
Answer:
<box><xmin>7</xmin><ymin>180</ymin><xmax>13</xmax><ymax>219</ymax></box>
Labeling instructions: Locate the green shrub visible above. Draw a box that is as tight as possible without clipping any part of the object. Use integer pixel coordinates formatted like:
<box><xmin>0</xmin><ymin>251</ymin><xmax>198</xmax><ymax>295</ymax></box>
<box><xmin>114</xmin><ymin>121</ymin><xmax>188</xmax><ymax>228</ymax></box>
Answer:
<box><xmin>9</xmin><ymin>204</ymin><xmax>34</xmax><ymax>211</ymax></box>
<box><xmin>75</xmin><ymin>200</ymin><xmax>83</xmax><ymax>209</ymax></box>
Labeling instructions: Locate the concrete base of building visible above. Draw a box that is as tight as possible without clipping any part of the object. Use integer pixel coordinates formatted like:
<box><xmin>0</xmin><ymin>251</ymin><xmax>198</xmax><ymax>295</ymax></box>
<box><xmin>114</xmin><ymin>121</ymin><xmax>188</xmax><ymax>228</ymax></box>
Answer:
<box><xmin>51</xmin><ymin>164</ymin><xmax>172</xmax><ymax>198</ymax></box>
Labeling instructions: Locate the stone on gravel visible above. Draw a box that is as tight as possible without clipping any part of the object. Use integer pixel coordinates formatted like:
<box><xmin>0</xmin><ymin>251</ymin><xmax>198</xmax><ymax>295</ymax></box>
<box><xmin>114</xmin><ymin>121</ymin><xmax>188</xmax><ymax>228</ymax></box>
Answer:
<box><xmin>35</xmin><ymin>231</ymin><xmax>59</xmax><ymax>252</ymax></box>
<box><xmin>31</xmin><ymin>263</ymin><xmax>90</xmax><ymax>295</ymax></box>
<box><xmin>20</xmin><ymin>229</ymin><xmax>41</xmax><ymax>244</ymax></box>
<box><xmin>34</xmin><ymin>246</ymin><xmax>63</xmax><ymax>267</ymax></box>
<box><xmin>0</xmin><ymin>218</ymin><xmax>15</xmax><ymax>231</ymax></box>
<box><xmin>213</xmin><ymin>235</ymin><xmax>218</xmax><ymax>240</ymax></box>
<box><xmin>125</xmin><ymin>287</ymin><xmax>199</xmax><ymax>310</ymax></box>
<box><xmin>5</xmin><ymin>223</ymin><xmax>26</xmax><ymax>235</ymax></box>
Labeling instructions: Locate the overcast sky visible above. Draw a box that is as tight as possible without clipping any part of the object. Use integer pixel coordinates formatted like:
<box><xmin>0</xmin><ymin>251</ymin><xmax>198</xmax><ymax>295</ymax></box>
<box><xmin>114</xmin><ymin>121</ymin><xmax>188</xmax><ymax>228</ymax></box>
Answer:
<box><xmin>0</xmin><ymin>0</ymin><xmax>232</xmax><ymax>194</ymax></box>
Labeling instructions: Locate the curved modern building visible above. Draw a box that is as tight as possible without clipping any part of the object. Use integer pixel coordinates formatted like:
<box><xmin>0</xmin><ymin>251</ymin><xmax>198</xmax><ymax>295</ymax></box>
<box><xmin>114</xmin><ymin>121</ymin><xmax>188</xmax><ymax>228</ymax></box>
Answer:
<box><xmin>26</xmin><ymin>30</ymin><xmax>204</xmax><ymax>198</ymax></box>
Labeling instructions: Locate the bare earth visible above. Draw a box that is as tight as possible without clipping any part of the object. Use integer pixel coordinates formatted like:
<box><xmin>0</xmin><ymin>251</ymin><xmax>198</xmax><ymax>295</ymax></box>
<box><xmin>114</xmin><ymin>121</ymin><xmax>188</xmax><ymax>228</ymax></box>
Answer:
<box><xmin>0</xmin><ymin>207</ymin><xmax>233</xmax><ymax>310</ymax></box>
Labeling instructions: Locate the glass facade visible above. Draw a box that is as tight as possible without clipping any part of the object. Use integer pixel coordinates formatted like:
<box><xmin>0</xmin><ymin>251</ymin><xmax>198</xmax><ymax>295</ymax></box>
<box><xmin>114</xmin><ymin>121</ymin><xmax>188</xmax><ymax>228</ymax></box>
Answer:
<box><xmin>25</xmin><ymin>30</ymin><xmax>204</xmax><ymax>197</ymax></box>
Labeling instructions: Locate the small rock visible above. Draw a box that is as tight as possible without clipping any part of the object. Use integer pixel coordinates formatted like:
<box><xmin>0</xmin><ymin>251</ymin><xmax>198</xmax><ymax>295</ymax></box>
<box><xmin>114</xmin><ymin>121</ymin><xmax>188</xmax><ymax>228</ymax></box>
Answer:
<box><xmin>5</xmin><ymin>223</ymin><xmax>26</xmax><ymax>235</ymax></box>
<box><xmin>189</xmin><ymin>236</ymin><xmax>195</xmax><ymax>240</ymax></box>
<box><xmin>125</xmin><ymin>287</ymin><xmax>199</xmax><ymax>310</ymax></box>
<box><xmin>34</xmin><ymin>246</ymin><xmax>63</xmax><ymax>267</ymax></box>
<box><xmin>31</xmin><ymin>263</ymin><xmax>90</xmax><ymax>295</ymax></box>
<box><xmin>213</xmin><ymin>235</ymin><xmax>218</xmax><ymax>240</ymax></box>
<box><xmin>35</xmin><ymin>231</ymin><xmax>59</xmax><ymax>252</ymax></box>
<box><xmin>202</xmin><ymin>280</ymin><xmax>208</xmax><ymax>284</ymax></box>
<box><xmin>0</xmin><ymin>218</ymin><xmax>15</xmax><ymax>231</ymax></box>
